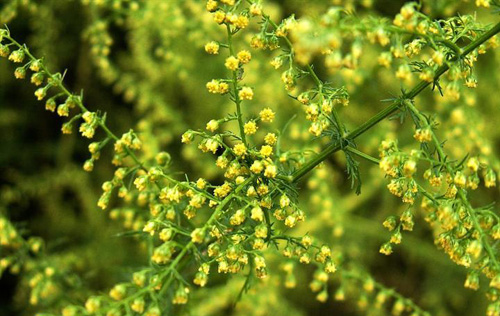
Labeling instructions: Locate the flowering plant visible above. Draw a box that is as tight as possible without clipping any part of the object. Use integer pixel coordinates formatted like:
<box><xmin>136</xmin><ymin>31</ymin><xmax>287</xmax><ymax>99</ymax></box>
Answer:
<box><xmin>1</xmin><ymin>1</ymin><xmax>500</xmax><ymax>315</ymax></box>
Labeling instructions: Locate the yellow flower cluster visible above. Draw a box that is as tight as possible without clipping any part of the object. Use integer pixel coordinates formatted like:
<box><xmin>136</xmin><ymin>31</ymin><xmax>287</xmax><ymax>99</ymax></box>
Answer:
<box><xmin>259</xmin><ymin>108</ymin><xmax>275</xmax><ymax>122</ymax></box>
<box><xmin>238</xmin><ymin>86</ymin><xmax>254</xmax><ymax>100</ymax></box>
<box><xmin>206</xmin><ymin>79</ymin><xmax>229</xmax><ymax>94</ymax></box>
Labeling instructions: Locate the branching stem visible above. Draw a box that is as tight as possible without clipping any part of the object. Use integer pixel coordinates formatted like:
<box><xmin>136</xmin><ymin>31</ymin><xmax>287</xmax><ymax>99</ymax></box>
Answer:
<box><xmin>291</xmin><ymin>21</ymin><xmax>500</xmax><ymax>183</ymax></box>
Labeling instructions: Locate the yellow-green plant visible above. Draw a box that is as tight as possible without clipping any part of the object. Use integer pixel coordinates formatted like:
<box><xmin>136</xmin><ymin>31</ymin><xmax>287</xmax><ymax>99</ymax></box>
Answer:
<box><xmin>2</xmin><ymin>1</ymin><xmax>500</xmax><ymax>316</ymax></box>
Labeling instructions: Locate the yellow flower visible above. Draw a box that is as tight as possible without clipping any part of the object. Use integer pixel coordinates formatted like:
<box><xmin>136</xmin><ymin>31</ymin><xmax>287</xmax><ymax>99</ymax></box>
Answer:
<box><xmin>218</xmin><ymin>82</ymin><xmax>229</xmax><ymax>94</ymax></box>
<box><xmin>230</xmin><ymin>209</ymin><xmax>246</xmax><ymax>225</ymax></box>
<box><xmin>172</xmin><ymin>287</ymin><xmax>189</xmax><ymax>305</ymax></box>
<box><xmin>484</xmin><ymin>169</ymin><xmax>497</xmax><ymax>188</ymax></box>
<box><xmin>31</xmin><ymin>73</ymin><xmax>44</xmax><ymax>86</ymax></box>
<box><xmin>109</xmin><ymin>284</ymin><xmax>126</xmax><ymax>300</ymax></box>
<box><xmin>237</xmin><ymin>50</ymin><xmax>251</xmax><ymax>64</ymax></box>
<box><xmin>280</xmin><ymin>194</ymin><xmax>290</xmax><ymax>208</ymax></box>
<box><xmin>378</xmin><ymin>52</ymin><xmax>392</xmax><ymax>68</ymax></box>
<box><xmin>432</xmin><ymin>51</ymin><xmax>444</xmax><ymax>66</ymax></box>
<box><xmin>225</xmin><ymin>56</ymin><xmax>239</xmax><ymax>71</ymax></box>
<box><xmin>201</xmin><ymin>138</ymin><xmax>219</xmax><ymax>154</ymax></box>
<box><xmin>214</xmin><ymin>182</ymin><xmax>232</xmax><ymax>198</ymax></box>
<box><xmin>299</xmin><ymin>253</ymin><xmax>311</xmax><ymax>264</ymax></box>
<box><xmin>131</xmin><ymin>299</ymin><xmax>145</xmax><ymax>313</ymax></box>
<box><xmin>259</xmin><ymin>108</ymin><xmax>275</xmax><ymax>122</ymax></box>
<box><xmin>79</xmin><ymin>123</ymin><xmax>96</xmax><ymax>139</ymax></box>
<box><xmin>251</xmin><ymin>206</ymin><xmax>264</xmax><ymax>221</ymax></box>
<box><xmin>204</xmin><ymin>41</ymin><xmax>219</xmax><ymax>54</ymax></box>
<box><xmin>206</xmin><ymin>119</ymin><xmax>219</xmax><ymax>132</ymax></box>
<box><xmin>400</xmin><ymin>3</ymin><xmax>415</xmax><ymax>19</ymax></box>
<box><xmin>264</xmin><ymin>133</ymin><xmax>277</xmax><ymax>145</ymax></box>
<box><xmin>476</xmin><ymin>0</ymin><xmax>491</xmax><ymax>8</ymax></box>
<box><xmin>34</xmin><ymin>88</ymin><xmax>46</xmax><ymax>101</ymax></box>
<box><xmin>8</xmin><ymin>49</ymin><xmax>25</xmax><ymax>63</ymax></box>
<box><xmin>396</xmin><ymin>64</ymin><xmax>412</xmax><ymax>81</ymax></box>
<box><xmin>250</xmin><ymin>160</ymin><xmax>263</xmax><ymax>174</ymax></box>
<box><xmin>260</xmin><ymin>145</ymin><xmax>273</xmax><ymax>157</ymax></box>
<box><xmin>159</xmin><ymin>228</ymin><xmax>173</xmax><ymax>241</ymax></box>
<box><xmin>235</xmin><ymin>15</ymin><xmax>249</xmax><ymax>29</ymax></box>
<box><xmin>284</xmin><ymin>215</ymin><xmax>296</xmax><ymax>227</ymax></box>
<box><xmin>29</xmin><ymin>60</ymin><xmax>41</xmax><ymax>72</ymax></box>
<box><xmin>181</xmin><ymin>131</ymin><xmax>194</xmax><ymax>144</ymax></box>
<box><xmin>57</xmin><ymin>104</ymin><xmax>69</xmax><ymax>117</ymax></box>
<box><xmin>264</xmin><ymin>164</ymin><xmax>277</xmax><ymax>178</ymax></box>
<box><xmin>45</xmin><ymin>99</ymin><xmax>56</xmax><ymax>112</ymax></box>
<box><xmin>403</xmin><ymin>160</ymin><xmax>416</xmax><ymax>177</ymax></box>
<box><xmin>250</xmin><ymin>3</ymin><xmax>262</xmax><ymax>16</ymax></box>
<box><xmin>257</xmin><ymin>184</ymin><xmax>269</xmax><ymax>195</ymax></box>
<box><xmin>213</xmin><ymin>11</ymin><xmax>226</xmax><ymax>24</ymax></box>
<box><xmin>85</xmin><ymin>297</ymin><xmax>101</xmax><ymax>313</ymax></box>
<box><xmin>454</xmin><ymin>172</ymin><xmax>467</xmax><ymax>188</ymax></box>
<box><xmin>467</xmin><ymin>157</ymin><xmax>480</xmax><ymax>172</ymax></box>
<box><xmin>196</xmin><ymin>178</ymin><xmax>207</xmax><ymax>189</ymax></box>
<box><xmin>193</xmin><ymin>271</ymin><xmax>208</xmax><ymax>287</ymax></box>
<box><xmin>465</xmin><ymin>78</ymin><xmax>477</xmax><ymax>88</ymax></box>
<box><xmin>206</xmin><ymin>0</ymin><xmax>218</xmax><ymax>12</ymax></box>
<box><xmin>239</xmin><ymin>87</ymin><xmax>254</xmax><ymax>100</ymax></box>
<box><xmin>270</xmin><ymin>57</ymin><xmax>283</xmax><ymax>69</ymax></box>
<box><xmin>413</xmin><ymin>128</ymin><xmax>432</xmax><ymax>143</ymax></box>
<box><xmin>379</xmin><ymin>243</ymin><xmax>393</xmax><ymax>255</ymax></box>
<box><xmin>224</xmin><ymin>13</ymin><xmax>238</xmax><ymax>24</ymax></box>
<box><xmin>255</xmin><ymin>224</ymin><xmax>268</xmax><ymax>238</ymax></box>
<box><xmin>191</xmin><ymin>228</ymin><xmax>205</xmax><ymax>244</ymax></box>
<box><xmin>14</xmin><ymin>67</ymin><xmax>25</xmax><ymax>79</ymax></box>
<box><xmin>233</xmin><ymin>142</ymin><xmax>247</xmax><ymax>157</ymax></box>
<box><xmin>244</xmin><ymin>120</ymin><xmax>258</xmax><ymax>135</ymax></box>
<box><xmin>206</xmin><ymin>80</ymin><xmax>219</xmax><ymax>93</ymax></box>
<box><xmin>206</xmin><ymin>80</ymin><xmax>228</xmax><ymax>94</ymax></box>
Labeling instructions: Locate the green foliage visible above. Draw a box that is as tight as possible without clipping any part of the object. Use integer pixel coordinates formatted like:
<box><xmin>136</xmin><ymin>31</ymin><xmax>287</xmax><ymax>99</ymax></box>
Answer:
<box><xmin>1</xmin><ymin>0</ymin><xmax>500</xmax><ymax>316</ymax></box>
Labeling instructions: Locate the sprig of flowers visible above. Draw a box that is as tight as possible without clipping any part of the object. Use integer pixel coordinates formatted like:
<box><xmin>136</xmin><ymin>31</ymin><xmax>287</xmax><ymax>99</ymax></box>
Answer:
<box><xmin>1</xmin><ymin>1</ymin><xmax>500</xmax><ymax>315</ymax></box>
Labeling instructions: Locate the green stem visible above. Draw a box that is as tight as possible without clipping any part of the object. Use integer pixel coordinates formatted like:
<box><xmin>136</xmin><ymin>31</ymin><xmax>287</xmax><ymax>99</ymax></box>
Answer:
<box><xmin>344</xmin><ymin>146</ymin><xmax>442</xmax><ymax>203</ymax></box>
<box><xmin>306</xmin><ymin>64</ymin><xmax>322</xmax><ymax>87</ymax></box>
<box><xmin>226</xmin><ymin>24</ymin><xmax>247</xmax><ymax>146</ymax></box>
<box><xmin>346</xmin><ymin>106</ymin><xmax>500</xmax><ymax>272</ymax></box>
<box><xmin>345</xmin><ymin>146</ymin><xmax>379</xmax><ymax>165</ymax></box>
<box><xmin>405</xmin><ymin>101</ymin><xmax>500</xmax><ymax>271</ymax></box>
<box><xmin>3</xmin><ymin>31</ymin><xmax>257</xmax><ymax>306</ymax></box>
<box><xmin>306</xmin><ymin>64</ymin><xmax>348</xmax><ymax>136</ymax></box>
<box><xmin>341</xmin><ymin>270</ymin><xmax>429</xmax><ymax>315</ymax></box>
<box><xmin>160</xmin><ymin>175</ymin><xmax>254</xmax><ymax>280</ymax></box>
<box><xmin>5</xmin><ymin>34</ymin><xmax>146</xmax><ymax>171</ymax></box>
<box><xmin>385</xmin><ymin>25</ymin><xmax>462</xmax><ymax>56</ymax></box>
<box><xmin>291</xmin><ymin>21</ymin><xmax>500</xmax><ymax>183</ymax></box>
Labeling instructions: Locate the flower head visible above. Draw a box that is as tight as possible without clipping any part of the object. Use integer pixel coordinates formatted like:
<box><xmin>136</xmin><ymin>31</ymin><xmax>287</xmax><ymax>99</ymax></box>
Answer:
<box><xmin>239</xmin><ymin>87</ymin><xmax>254</xmax><ymax>100</ymax></box>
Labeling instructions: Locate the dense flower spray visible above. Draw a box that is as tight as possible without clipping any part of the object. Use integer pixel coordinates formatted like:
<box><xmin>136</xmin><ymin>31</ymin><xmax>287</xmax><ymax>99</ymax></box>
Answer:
<box><xmin>1</xmin><ymin>0</ymin><xmax>500</xmax><ymax>315</ymax></box>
